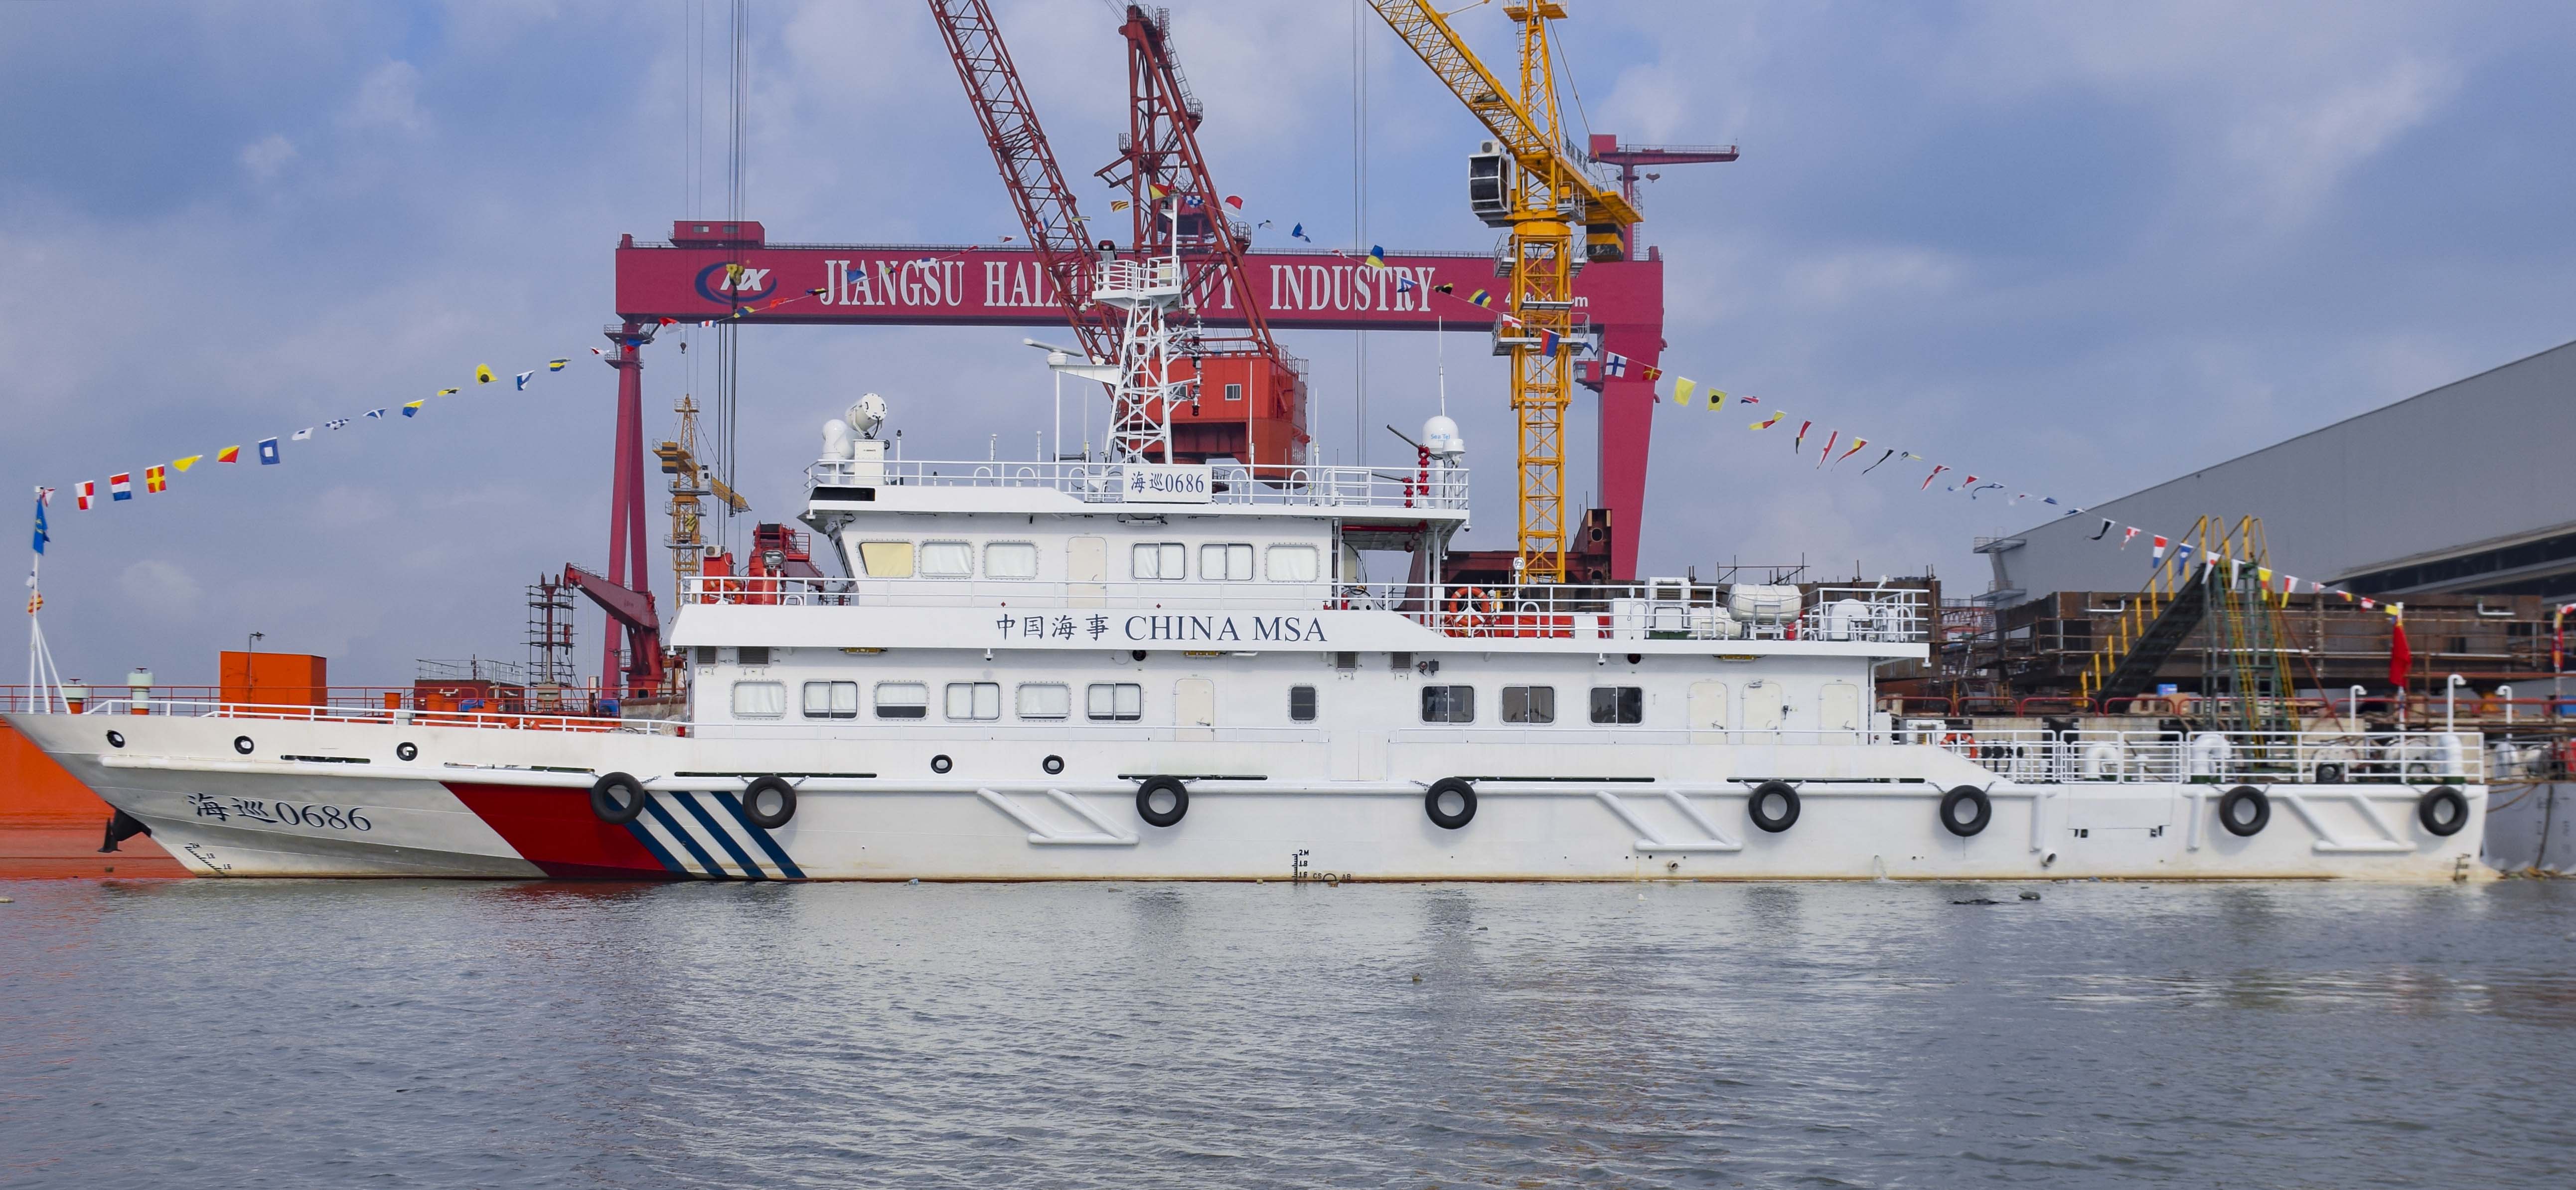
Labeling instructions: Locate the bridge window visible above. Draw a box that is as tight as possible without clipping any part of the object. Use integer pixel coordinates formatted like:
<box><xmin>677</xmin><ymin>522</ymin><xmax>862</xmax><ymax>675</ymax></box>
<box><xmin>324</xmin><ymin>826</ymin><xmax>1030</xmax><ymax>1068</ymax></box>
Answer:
<box><xmin>1132</xmin><ymin>542</ymin><xmax>1186</xmax><ymax>580</ymax></box>
<box><xmin>874</xmin><ymin>682</ymin><xmax>928</xmax><ymax>720</ymax></box>
<box><xmin>985</xmin><ymin>541</ymin><xmax>1039</xmax><ymax>580</ymax></box>
<box><xmin>800</xmin><ymin>680</ymin><xmax>859</xmax><ymax>719</ymax></box>
<box><xmin>1201</xmin><ymin>542</ymin><xmax>1253</xmax><ymax>581</ymax></box>
<box><xmin>1503</xmin><ymin>685</ymin><xmax>1555</xmax><ymax>724</ymax></box>
<box><xmin>1421</xmin><ymin>685</ymin><xmax>1475</xmax><ymax>724</ymax></box>
<box><xmin>1087</xmin><ymin>682</ymin><xmax>1143</xmax><ymax>721</ymax></box>
<box><xmin>1289</xmin><ymin>684</ymin><xmax>1317</xmax><ymax>722</ymax></box>
<box><xmin>737</xmin><ymin>646</ymin><xmax>769</xmax><ymax>666</ymax></box>
<box><xmin>918</xmin><ymin>540</ymin><xmax>973</xmax><ymax>579</ymax></box>
<box><xmin>1590</xmin><ymin>686</ymin><xmax>1644</xmax><ymax>725</ymax></box>
<box><xmin>945</xmin><ymin>681</ymin><xmax>1002</xmax><ymax>721</ymax></box>
<box><xmin>1224</xmin><ymin>382</ymin><xmax>1244</xmax><ymax>401</ymax></box>
<box><xmin>856</xmin><ymin>540</ymin><xmax>913</xmax><ymax>578</ymax></box>
<box><xmin>1016</xmin><ymin>682</ymin><xmax>1070</xmax><ymax>720</ymax></box>
<box><xmin>731</xmin><ymin>681</ymin><xmax>786</xmax><ymax>719</ymax></box>
<box><xmin>1266</xmin><ymin>544</ymin><xmax>1319</xmax><ymax>582</ymax></box>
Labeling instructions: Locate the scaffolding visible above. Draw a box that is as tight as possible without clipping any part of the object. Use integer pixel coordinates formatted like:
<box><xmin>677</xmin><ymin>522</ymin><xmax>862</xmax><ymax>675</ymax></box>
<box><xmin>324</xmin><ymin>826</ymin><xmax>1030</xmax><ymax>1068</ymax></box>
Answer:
<box><xmin>656</xmin><ymin>392</ymin><xmax>748</xmax><ymax>597</ymax></box>
<box><xmin>525</xmin><ymin>575</ymin><xmax>578</xmax><ymax>704</ymax></box>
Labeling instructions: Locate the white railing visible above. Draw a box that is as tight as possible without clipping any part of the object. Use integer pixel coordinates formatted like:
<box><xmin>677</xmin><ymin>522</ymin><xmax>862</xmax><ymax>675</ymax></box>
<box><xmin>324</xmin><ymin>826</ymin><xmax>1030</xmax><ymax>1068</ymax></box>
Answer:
<box><xmin>1915</xmin><ymin>728</ymin><xmax>2486</xmax><ymax>785</ymax></box>
<box><xmin>804</xmin><ymin>458</ymin><xmax>1469</xmax><ymax>512</ymax></box>
<box><xmin>1093</xmin><ymin>257</ymin><xmax>1185</xmax><ymax>300</ymax></box>
<box><xmin>679</xmin><ymin>577</ymin><xmax>1930</xmax><ymax>644</ymax></box>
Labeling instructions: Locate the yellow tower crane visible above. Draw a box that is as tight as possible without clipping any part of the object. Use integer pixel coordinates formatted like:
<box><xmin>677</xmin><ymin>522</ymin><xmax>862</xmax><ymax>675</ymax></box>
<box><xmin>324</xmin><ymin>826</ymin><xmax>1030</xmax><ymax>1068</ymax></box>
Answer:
<box><xmin>1369</xmin><ymin>0</ymin><xmax>1640</xmax><ymax>581</ymax></box>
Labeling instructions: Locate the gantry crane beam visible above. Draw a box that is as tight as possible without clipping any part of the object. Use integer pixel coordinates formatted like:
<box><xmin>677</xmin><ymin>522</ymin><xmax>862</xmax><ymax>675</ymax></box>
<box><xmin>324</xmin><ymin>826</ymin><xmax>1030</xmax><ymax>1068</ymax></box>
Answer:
<box><xmin>1370</xmin><ymin>0</ymin><xmax>1622</xmax><ymax>580</ymax></box>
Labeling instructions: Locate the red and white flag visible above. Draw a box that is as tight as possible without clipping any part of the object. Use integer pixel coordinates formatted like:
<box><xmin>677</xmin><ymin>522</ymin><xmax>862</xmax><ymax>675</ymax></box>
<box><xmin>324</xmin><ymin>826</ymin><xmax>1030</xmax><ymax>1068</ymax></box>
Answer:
<box><xmin>2121</xmin><ymin>526</ymin><xmax>2141</xmax><ymax>548</ymax></box>
<box><xmin>2151</xmin><ymin>535</ymin><xmax>2169</xmax><ymax>560</ymax></box>
<box><xmin>75</xmin><ymin>481</ymin><xmax>93</xmax><ymax>510</ymax></box>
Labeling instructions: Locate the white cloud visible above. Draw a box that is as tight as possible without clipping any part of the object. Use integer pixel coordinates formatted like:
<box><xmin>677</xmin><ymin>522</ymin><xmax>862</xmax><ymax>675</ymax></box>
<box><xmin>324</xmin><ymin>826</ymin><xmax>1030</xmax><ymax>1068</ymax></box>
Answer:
<box><xmin>1781</xmin><ymin>246</ymin><xmax>1963</xmax><ymax>309</ymax></box>
<box><xmin>339</xmin><ymin>60</ymin><xmax>428</xmax><ymax>133</ymax></box>
<box><xmin>239</xmin><ymin>133</ymin><xmax>296</xmax><ymax>180</ymax></box>
<box><xmin>2222</xmin><ymin>58</ymin><xmax>2454</xmax><ymax>225</ymax></box>
<box><xmin>118</xmin><ymin>560</ymin><xmax>203</xmax><ymax>622</ymax></box>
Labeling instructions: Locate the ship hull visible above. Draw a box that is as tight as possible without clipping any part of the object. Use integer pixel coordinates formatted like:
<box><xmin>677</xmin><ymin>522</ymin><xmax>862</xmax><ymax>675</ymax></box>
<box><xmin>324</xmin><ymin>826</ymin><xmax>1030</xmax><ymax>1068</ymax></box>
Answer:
<box><xmin>11</xmin><ymin>712</ymin><xmax>2488</xmax><ymax>882</ymax></box>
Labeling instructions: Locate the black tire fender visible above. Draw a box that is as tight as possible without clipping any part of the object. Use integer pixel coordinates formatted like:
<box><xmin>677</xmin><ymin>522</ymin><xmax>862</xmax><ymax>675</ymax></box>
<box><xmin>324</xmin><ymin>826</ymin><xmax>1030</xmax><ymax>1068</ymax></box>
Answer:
<box><xmin>2417</xmin><ymin>785</ymin><xmax>2469</xmax><ymax>838</ymax></box>
<box><xmin>1939</xmin><ymin>785</ymin><xmax>1991</xmax><ymax>838</ymax></box>
<box><xmin>1425</xmin><ymin>777</ymin><xmax>1477</xmax><ymax>830</ymax></box>
<box><xmin>1747</xmin><ymin>781</ymin><xmax>1800</xmax><ymax>834</ymax></box>
<box><xmin>1135</xmin><ymin>776</ymin><xmax>1189</xmax><ymax>828</ymax></box>
<box><xmin>741</xmin><ymin>775</ymin><xmax>797</xmax><ymax>830</ymax></box>
<box><xmin>2218</xmin><ymin>785</ymin><xmax>2270</xmax><ymax>837</ymax></box>
<box><xmin>589</xmin><ymin>772</ymin><xmax>650</xmax><ymax>825</ymax></box>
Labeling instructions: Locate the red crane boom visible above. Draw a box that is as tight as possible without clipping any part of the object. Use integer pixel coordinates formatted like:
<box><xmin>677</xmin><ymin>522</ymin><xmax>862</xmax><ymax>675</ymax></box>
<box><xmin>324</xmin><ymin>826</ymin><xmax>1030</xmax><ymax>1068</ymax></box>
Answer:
<box><xmin>926</xmin><ymin>0</ymin><xmax>1116</xmax><ymax>366</ymax></box>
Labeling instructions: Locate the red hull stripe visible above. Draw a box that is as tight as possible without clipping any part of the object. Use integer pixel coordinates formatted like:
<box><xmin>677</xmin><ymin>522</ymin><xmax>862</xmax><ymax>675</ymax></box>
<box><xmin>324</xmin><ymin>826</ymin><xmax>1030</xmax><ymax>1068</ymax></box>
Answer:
<box><xmin>446</xmin><ymin>782</ymin><xmax>681</xmax><ymax>880</ymax></box>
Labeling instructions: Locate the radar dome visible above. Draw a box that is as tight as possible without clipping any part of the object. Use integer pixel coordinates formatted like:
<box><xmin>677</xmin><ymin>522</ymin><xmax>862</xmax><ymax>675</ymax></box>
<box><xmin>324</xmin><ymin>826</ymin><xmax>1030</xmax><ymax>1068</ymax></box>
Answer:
<box><xmin>820</xmin><ymin>418</ymin><xmax>854</xmax><ymax>460</ymax></box>
<box><xmin>848</xmin><ymin>392</ymin><xmax>888</xmax><ymax>439</ymax></box>
<box><xmin>1422</xmin><ymin>414</ymin><xmax>1464</xmax><ymax>460</ymax></box>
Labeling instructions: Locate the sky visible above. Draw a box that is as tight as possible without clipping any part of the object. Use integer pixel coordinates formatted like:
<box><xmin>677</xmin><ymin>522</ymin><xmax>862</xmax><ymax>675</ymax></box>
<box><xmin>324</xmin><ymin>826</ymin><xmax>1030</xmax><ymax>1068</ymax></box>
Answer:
<box><xmin>5</xmin><ymin>0</ymin><xmax>2574</xmax><ymax>689</ymax></box>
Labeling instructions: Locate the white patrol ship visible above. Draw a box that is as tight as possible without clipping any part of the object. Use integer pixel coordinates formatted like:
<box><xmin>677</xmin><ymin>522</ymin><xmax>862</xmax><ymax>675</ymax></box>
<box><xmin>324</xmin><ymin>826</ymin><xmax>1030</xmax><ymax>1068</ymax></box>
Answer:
<box><xmin>5</xmin><ymin>251</ymin><xmax>2489</xmax><ymax>881</ymax></box>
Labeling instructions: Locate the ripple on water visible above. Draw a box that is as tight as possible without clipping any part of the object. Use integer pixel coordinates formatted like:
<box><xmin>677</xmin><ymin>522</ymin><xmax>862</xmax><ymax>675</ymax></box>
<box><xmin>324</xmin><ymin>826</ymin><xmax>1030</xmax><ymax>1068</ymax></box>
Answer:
<box><xmin>0</xmin><ymin>878</ymin><xmax>2568</xmax><ymax>1189</ymax></box>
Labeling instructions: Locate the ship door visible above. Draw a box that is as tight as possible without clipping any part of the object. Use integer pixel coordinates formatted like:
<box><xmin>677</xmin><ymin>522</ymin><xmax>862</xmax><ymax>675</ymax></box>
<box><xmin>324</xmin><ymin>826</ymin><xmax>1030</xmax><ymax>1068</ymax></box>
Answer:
<box><xmin>1687</xmin><ymin>680</ymin><xmax>1729</xmax><ymax>743</ymax></box>
<box><xmin>1744</xmin><ymin>679</ymin><xmax>1789</xmax><ymax>741</ymax></box>
<box><xmin>1067</xmin><ymin>535</ymin><xmax>1107</xmax><ymax>606</ymax></box>
<box><xmin>1819</xmin><ymin>682</ymin><xmax>1862</xmax><ymax>739</ymax></box>
<box><xmin>1174</xmin><ymin>678</ymin><xmax>1215</xmax><ymax>741</ymax></box>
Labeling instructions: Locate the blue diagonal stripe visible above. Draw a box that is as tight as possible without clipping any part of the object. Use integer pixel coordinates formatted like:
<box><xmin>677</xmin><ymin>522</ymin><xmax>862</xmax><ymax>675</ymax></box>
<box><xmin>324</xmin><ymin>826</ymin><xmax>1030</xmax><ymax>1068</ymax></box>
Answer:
<box><xmin>714</xmin><ymin>791</ymin><xmax>807</xmax><ymax>880</ymax></box>
<box><xmin>642</xmin><ymin>797</ymin><xmax>730</xmax><ymax>879</ymax></box>
<box><xmin>673</xmin><ymin>792</ymin><xmax>767</xmax><ymax>881</ymax></box>
<box><xmin>620</xmin><ymin>817</ymin><xmax>686</xmax><ymax>876</ymax></box>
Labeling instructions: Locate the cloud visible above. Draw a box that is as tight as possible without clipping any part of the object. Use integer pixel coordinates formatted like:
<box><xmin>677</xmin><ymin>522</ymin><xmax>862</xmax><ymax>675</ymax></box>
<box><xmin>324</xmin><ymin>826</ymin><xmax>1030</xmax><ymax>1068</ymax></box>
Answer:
<box><xmin>2222</xmin><ymin>58</ymin><xmax>2455</xmax><ymax>225</ymax></box>
<box><xmin>239</xmin><ymin>133</ymin><xmax>296</xmax><ymax>180</ymax></box>
<box><xmin>118</xmin><ymin>560</ymin><xmax>203</xmax><ymax>623</ymax></box>
<box><xmin>339</xmin><ymin>60</ymin><xmax>428</xmax><ymax>133</ymax></box>
<box><xmin>1781</xmin><ymin>246</ymin><xmax>1964</xmax><ymax>310</ymax></box>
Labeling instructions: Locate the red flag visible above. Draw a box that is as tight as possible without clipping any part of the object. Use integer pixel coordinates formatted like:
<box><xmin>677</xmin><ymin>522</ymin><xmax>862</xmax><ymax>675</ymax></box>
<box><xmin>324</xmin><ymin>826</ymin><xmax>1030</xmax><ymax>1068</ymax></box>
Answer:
<box><xmin>2387</xmin><ymin>617</ymin><xmax>2412</xmax><ymax>689</ymax></box>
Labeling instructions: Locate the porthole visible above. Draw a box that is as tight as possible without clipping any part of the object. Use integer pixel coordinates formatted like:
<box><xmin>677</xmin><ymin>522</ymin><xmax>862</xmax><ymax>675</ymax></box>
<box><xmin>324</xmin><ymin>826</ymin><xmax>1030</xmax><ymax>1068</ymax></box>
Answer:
<box><xmin>232</xmin><ymin>735</ymin><xmax>255</xmax><ymax>755</ymax></box>
<box><xmin>1130</xmin><ymin>649</ymin><xmax>1148</xmax><ymax>662</ymax></box>
<box><xmin>105</xmin><ymin>730</ymin><xmax>126</xmax><ymax>749</ymax></box>
<box><xmin>1043</xmin><ymin>754</ymin><xmax>1065</xmax><ymax>775</ymax></box>
<box><xmin>395</xmin><ymin>741</ymin><xmax>419</xmax><ymax>762</ymax></box>
<box><xmin>930</xmin><ymin>753</ymin><xmax>953</xmax><ymax>774</ymax></box>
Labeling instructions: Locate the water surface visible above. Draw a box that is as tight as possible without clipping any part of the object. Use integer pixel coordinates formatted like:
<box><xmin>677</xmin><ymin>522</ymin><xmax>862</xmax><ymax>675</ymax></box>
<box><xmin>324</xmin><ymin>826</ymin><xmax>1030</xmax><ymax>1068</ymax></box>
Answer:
<box><xmin>2</xmin><ymin>878</ymin><xmax>2569</xmax><ymax>1188</ymax></box>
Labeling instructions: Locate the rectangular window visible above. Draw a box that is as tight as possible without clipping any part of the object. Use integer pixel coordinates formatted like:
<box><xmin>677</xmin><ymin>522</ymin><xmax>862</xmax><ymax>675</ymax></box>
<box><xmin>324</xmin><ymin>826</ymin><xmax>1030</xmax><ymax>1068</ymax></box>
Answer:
<box><xmin>1590</xmin><ymin>685</ymin><xmax>1645</xmax><ymax>725</ymax></box>
<box><xmin>1289</xmin><ymin>685</ymin><xmax>1317</xmax><ymax>722</ymax></box>
<box><xmin>801</xmin><ymin>680</ymin><xmax>860</xmax><ymax>719</ymax></box>
<box><xmin>1420</xmin><ymin>684</ymin><xmax>1475</xmax><ymax>724</ymax></box>
<box><xmin>856</xmin><ymin>540</ymin><xmax>914</xmax><ymax>578</ymax></box>
<box><xmin>1503</xmin><ymin>685</ymin><xmax>1555</xmax><ymax>724</ymax></box>
<box><xmin>1087</xmin><ymin>682</ymin><xmax>1143</xmax><ymax>721</ymax></box>
<box><xmin>1132</xmin><ymin>542</ymin><xmax>1186</xmax><ymax>580</ymax></box>
<box><xmin>693</xmin><ymin>645</ymin><xmax>718</xmax><ymax>665</ymax></box>
<box><xmin>918</xmin><ymin>540</ymin><xmax>974</xmax><ymax>579</ymax></box>
<box><xmin>1200</xmin><ymin>542</ymin><xmax>1254</xmax><ymax>581</ymax></box>
<box><xmin>1334</xmin><ymin>651</ymin><xmax>1358</xmax><ymax>671</ymax></box>
<box><xmin>731</xmin><ymin>681</ymin><xmax>786</xmax><ymax>719</ymax></box>
<box><xmin>737</xmin><ymin>646</ymin><xmax>770</xmax><ymax>667</ymax></box>
<box><xmin>874</xmin><ymin>682</ymin><xmax>928</xmax><ymax>719</ymax></box>
<box><xmin>945</xmin><ymin>681</ymin><xmax>1002</xmax><ymax>721</ymax></box>
<box><xmin>1016</xmin><ymin>683</ymin><xmax>1070</xmax><ymax>720</ymax></box>
<box><xmin>1223</xmin><ymin>382</ymin><xmax>1244</xmax><ymax>401</ymax></box>
<box><xmin>1265</xmin><ymin>543</ymin><xmax>1319</xmax><ymax>582</ymax></box>
<box><xmin>984</xmin><ymin>541</ymin><xmax>1039</xmax><ymax>580</ymax></box>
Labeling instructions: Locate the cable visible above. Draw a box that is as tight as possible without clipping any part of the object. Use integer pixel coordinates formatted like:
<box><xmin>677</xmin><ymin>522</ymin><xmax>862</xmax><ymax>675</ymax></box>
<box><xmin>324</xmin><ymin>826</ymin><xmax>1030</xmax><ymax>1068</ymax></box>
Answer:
<box><xmin>1352</xmin><ymin>0</ymin><xmax>1367</xmax><ymax>469</ymax></box>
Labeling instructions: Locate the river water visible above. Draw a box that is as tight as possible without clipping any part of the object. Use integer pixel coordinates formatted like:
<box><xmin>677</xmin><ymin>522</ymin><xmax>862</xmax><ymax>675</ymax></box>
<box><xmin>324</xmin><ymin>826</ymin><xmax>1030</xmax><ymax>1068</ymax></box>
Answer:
<box><xmin>2</xmin><ymin>877</ymin><xmax>2569</xmax><ymax>1189</ymax></box>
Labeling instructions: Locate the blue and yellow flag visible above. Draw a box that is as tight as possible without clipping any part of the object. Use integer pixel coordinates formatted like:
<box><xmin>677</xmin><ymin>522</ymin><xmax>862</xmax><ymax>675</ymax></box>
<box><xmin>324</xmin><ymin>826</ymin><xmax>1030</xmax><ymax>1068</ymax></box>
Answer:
<box><xmin>1364</xmin><ymin>245</ymin><xmax>1387</xmax><ymax>268</ymax></box>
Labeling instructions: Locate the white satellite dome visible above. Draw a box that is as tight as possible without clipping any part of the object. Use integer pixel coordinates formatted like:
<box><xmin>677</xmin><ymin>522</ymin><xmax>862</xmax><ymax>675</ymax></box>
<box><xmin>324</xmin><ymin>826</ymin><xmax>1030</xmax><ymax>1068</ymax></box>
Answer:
<box><xmin>820</xmin><ymin>418</ymin><xmax>855</xmax><ymax>460</ymax></box>
<box><xmin>1422</xmin><ymin>414</ymin><xmax>1464</xmax><ymax>461</ymax></box>
<box><xmin>848</xmin><ymin>392</ymin><xmax>889</xmax><ymax>439</ymax></box>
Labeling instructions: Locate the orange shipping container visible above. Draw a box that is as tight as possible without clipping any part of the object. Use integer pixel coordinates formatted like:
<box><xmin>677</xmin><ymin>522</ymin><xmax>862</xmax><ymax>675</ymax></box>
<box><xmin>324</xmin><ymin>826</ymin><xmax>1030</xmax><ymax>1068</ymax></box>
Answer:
<box><xmin>219</xmin><ymin>651</ymin><xmax>328</xmax><ymax>707</ymax></box>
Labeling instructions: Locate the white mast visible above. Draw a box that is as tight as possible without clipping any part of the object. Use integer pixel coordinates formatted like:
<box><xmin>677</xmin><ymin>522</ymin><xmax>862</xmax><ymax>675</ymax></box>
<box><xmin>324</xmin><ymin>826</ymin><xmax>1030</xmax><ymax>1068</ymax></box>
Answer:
<box><xmin>1093</xmin><ymin>199</ymin><xmax>1194</xmax><ymax>465</ymax></box>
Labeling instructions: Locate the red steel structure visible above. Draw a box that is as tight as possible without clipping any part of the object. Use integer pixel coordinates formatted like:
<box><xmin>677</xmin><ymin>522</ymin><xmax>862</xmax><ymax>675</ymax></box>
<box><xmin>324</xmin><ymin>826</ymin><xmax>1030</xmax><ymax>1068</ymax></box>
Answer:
<box><xmin>589</xmin><ymin>8</ymin><xmax>1696</xmax><ymax>688</ymax></box>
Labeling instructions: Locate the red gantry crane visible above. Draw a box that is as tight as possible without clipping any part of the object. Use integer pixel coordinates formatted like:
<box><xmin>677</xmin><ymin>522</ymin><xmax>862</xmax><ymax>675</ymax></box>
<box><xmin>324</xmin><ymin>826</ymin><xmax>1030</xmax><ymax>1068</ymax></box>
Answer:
<box><xmin>591</xmin><ymin>5</ymin><xmax>1721</xmax><ymax>693</ymax></box>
